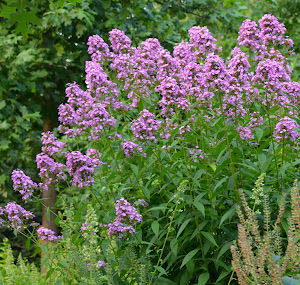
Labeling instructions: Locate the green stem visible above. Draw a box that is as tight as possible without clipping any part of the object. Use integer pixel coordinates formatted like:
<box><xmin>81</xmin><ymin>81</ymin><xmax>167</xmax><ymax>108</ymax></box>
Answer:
<box><xmin>227</xmin><ymin>269</ymin><xmax>235</xmax><ymax>285</ymax></box>
<box><xmin>149</xmin><ymin>202</ymin><xmax>179</xmax><ymax>285</ymax></box>
<box><xmin>217</xmin><ymin>92</ymin><xmax>239</xmax><ymax>201</ymax></box>
<box><xmin>281</xmin><ymin>139</ymin><xmax>285</xmax><ymax>167</ymax></box>
<box><xmin>181</xmin><ymin>140</ymin><xmax>204</xmax><ymax>255</ymax></box>
<box><xmin>265</xmin><ymin>105</ymin><xmax>280</xmax><ymax>188</ymax></box>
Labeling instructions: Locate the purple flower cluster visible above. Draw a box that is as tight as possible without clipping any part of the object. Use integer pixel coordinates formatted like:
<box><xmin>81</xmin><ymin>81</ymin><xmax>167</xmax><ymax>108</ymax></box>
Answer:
<box><xmin>253</xmin><ymin>59</ymin><xmax>290</xmax><ymax>93</ymax></box>
<box><xmin>131</xmin><ymin>109</ymin><xmax>161</xmax><ymax>142</ymax></box>
<box><xmin>58</xmin><ymin>82</ymin><xmax>118</xmax><ymax>140</ymax></box>
<box><xmin>189</xmin><ymin>147</ymin><xmax>207</xmax><ymax>162</ymax></box>
<box><xmin>173</xmin><ymin>41</ymin><xmax>196</xmax><ymax>66</ymax></box>
<box><xmin>87</xmin><ymin>34</ymin><xmax>111</xmax><ymax>64</ymax></box>
<box><xmin>121</xmin><ymin>140</ymin><xmax>145</xmax><ymax>158</ymax></box>
<box><xmin>259</xmin><ymin>14</ymin><xmax>293</xmax><ymax>47</ymax></box>
<box><xmin>238</xmin><ymin>14</ymin><xmax>293</xmax><ymax>57</ymax></box>
<box><xmin>188</xmin><ymin>26</ymin><xmax>218</xmax><ymax>58</ymax></box>
<box><xmin>0</xmin><ymin>202</ymin><xmax>35</xmax><ymax>230</ymax></box>
<box><xmin>109</xmin><ymin>29</ymin><xmax>132</xmax><ymax>54</ymax></box>
<box><xmin>228</xmin><ymin>47</ymin><xmax>251</xmax><ymax>85</ymax></box>
<box><xmin>274</xmin><ymin>117</ymin><xmax>299</xmax><ymax>142</ymax></box>
<box><xmin>97</xmin><ymin>260</ymin><xmax>105</xmax><ymax>269</ymax></box>
<box><xmin>156</xmin><ymin>77</ymin><xmax>190</xmax><ymax>116</ymax></box>
<box><xmin>80</xmin><ymin>223</ymin><xmax>87</xmax><ymax>232</ymax></box>
<box><xmin>36</xmin><ymin>153</ymin><xmax>65</xmax><ymax>191</ymax></box>
<box><xmin>85</xmin><ymin>61</ymin><xmax>123</xmax><ymax>111</ymax></box>
<box><xmin>37</xmin><ymin>226</ymin><xmax>62</xmax><ymax>241</ymax></box>
<box><xmin>249</xmin><ymin>112</ymin><xmax>264</xmax><ymax>128</ymax></box>
<box><xmin>37</xmin><ymin>130</ymin><xmax>66</xmax><ymax>191</ymax></box>
<box><xmin>66</xmin><ymin>150</ymin><xmax>102</xmax><ymax>187</ymax></box>
<box><xmin>86</xmin><ymin>260</ymin><xmax>106</xmax><ymax>271</ymax></box>
<box><xmin>80</xmin><ymin>14</ymin><xmax>298</xmax><ymax>151</ymax></box>
<box><xmin>105</xmin><ymin>221</ymin><xmax>135</xmax><ymax>238</ymax></box>
<box><xmin>0</xmin><ymin>207</ymin><xmax>4</xmax><ymax>227</ymax></box>
<box><xmin>135</xmin><ymin>199</ymin><xmax>149</xmax><ymax>207</ymax></box>
<box><xmin>238</xmin><ymin>127</ymin><xmax>254</xmax><ymax>141</ymax></box>
<box><xmin>41</xmin><ymin>131</ymin><xmax>66</xmax><ymax>156</ymax></box>
<box><xmin>203</xmin><ymin>53</ymin><xmax>228</xmax><ymax>89</ymax></box>
<box><xmin>11</xmin><ymin>170</ymin><xmax>37</xmax><ymax>201</ymax></box>
<box><xmin>115</xmin><ymin>198</ymin><xmax>142</xmax><ymax>223</ymax></box>
<box><xmin>238</xmin><ymin>19</ymin><xmax>261</xmax><ymax>52</ymax></box>
<box><xmin>104</xmin><ymin>198</ymin><xmax>142</xmax><ymax>239</ymax></box>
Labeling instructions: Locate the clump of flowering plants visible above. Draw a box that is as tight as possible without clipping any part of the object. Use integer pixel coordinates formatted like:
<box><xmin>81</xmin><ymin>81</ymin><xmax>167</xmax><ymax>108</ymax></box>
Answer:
<box><xmin>0</xmin><ymin>14</ymin><xmax>299</xmax><ymax>283</ymax></box>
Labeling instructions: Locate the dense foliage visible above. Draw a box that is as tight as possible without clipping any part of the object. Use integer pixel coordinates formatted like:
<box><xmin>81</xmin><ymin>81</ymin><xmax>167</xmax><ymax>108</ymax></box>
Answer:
<box><xmin>1</xmin><ymin>13</ymin><xmax>299</xmax><ymax>284</ymax></box>
<box><xmin>1</xmin><ymin>0</ymin><xmax>276</xmax><ymax>257</ymax></box>
<box><xmin>1</xmin><ymin>0</ymin><xmax>300</xmax><ymax>199</ymax></box>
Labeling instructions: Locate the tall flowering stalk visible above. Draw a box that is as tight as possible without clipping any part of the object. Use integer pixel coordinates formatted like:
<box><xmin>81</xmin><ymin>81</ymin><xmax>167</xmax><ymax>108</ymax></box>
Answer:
<box><xmin>231</xmin><ymin>180</ymin><xmax>300</xmax><ymax>284</ymax></box>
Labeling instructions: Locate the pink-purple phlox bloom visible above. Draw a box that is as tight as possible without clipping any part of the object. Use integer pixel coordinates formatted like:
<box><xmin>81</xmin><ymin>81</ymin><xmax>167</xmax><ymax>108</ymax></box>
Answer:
<box><xmin>274</xmin><ymin>117</ymin><xmax>299</xmax><ymax>142</ymax></box>
<box><xmin>121</xmin><ymin>140</ymin><xmax>144</xmax><ymax>158</ymax></box>
<box><xmin>36</xmin><ymin>153</ymin><xmax>65</xmax><ymax>191</ymax></box>
<box><xmin>131</xmin><ymin>109</ymin><xmax>161</xmax><ymax>142</ymax></box>
<box><xmin>3</xmin><ymin>202</ymin><xmax>35</xmax><ymax>230</ymax></box>
<box><xmin>37</xmin><ymin>226</ymin><xmax>62</xmax><ymax>241</ymax></box>
<box><xmin>11</xmin><ymin>169</ymin><xmax>37</xmax><ymax>201</ymax></box>
<box><xmin>238</xmin><ymin>126</ymin><xmax>254</xmax><ymax>141</ymax></box>
<box><xmin>41</xmin><ymin>131</ymin><xmax>65</xmax><ymax>156</ymax></box>
<box><xmin>66</xmin><ymin>150</ymin><xmax>103</xmax><ymax>188</ymax></box>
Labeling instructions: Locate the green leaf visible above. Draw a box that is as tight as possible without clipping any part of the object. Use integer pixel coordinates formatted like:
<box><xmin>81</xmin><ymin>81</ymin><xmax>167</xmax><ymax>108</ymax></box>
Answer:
<box><xmin>170</xmin><ymin>239</ymin><xmax>178</xmax><ymax>256</ymax></box>
<box><xmin>198</xmin><ymin>272</ymin><xmax>209</xmax><ymax>284</ymax></box>
<box><xmin>141</xmin><ymin>186</ymin><xmax>150</xmax><ymax>200</ymax></box>
<box><xmin>46</xmin><ymin>267</ymin><xmax>55</xmax><ymax>280</ymax></box>
<box><xmin>58</xmin><ymin>261</ymin><xmax>68</xmax><ymax>268</ymax></box>
<box><xmin>219</xmin><ymin>207</ymin><xmax>235</xmax><ymax>228</ymax></box>
<box><xmin>216</xmin><ymin>149</ymin><xmax>229</xmax><ymax>166</ymax></box>
<box><xmin>40</xmin><ymin>245</ymin><xmax>49</xmax><ymax>254</ymax></box>
<box><xmin>0</xmin><ymin>100</ymin><xmax>6</xmax><ymax>110</ymax></box>
<box><xmin>180</xmin><ymin>248</ymin><xmax>199</xmax><ymax>269</ymax></box>
<box><xmin>46</xmin><ymin>207</ymin><xmax>51</xmax><ymax>223</ymax></box>
<box><xmin>130</xmin><ymin>164</ymin><xmax>139</xmax><ymax>177</ymax></box>
<box><xmin>0</xmin><ymin>121</ymin><xmax>10</xmax><ymax>130</ymax></box>
<box><xmin>177</xmin><ymin>218</ymin><xmax>191</xmax><ymax>238</ymax></box>
<box><xmin>149</xmin><ymin>205</ymin><xmax>168</xmax><ymax>212</ymax></box>
<box><xmin>208</xmin><ymin>163</ymin><xmax>216</xmax><ymax>172</ymax></box>
<box><xmin>151</xmin><ymin>220</ymin><xmax>159</xmax><ymax>236</ymax></box>
<box><xmin>256</xmin><ymin>128</ymin><xmax>264</xmax><ymax>142</ymax></box>
<box><xmin>216</xmin><ymin>270</ymin><xmax>231</xmax><ymax>283</ymax></box>
<box><xmin>25</xmin><ymin>238</ymin><xmax>31</xmax><ymax>251</ymax></box>
<box><xmin>194</xmin><ymin>200</ymin><xmax>205</xmax><ymax>217</ymax></box>
<box><xmin>157</xmin><ymin>266</ymin><xmax>167</xmax><ymax>276</ymax></box>
<box><xmin>217</xmin><ymin>241</ymin><xmax>233</xmax><ymax>260</ymax></box>
<box><xmin>213</xmin><ymin>177</ymin><xmax>228</xmax><ymax>193</ymax></box>
<box><xmin>201</xmin><ymin>231</ymin><xmax>218</xmax><ymax>247</ymax></box>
